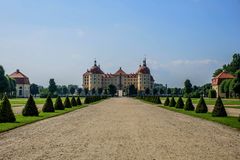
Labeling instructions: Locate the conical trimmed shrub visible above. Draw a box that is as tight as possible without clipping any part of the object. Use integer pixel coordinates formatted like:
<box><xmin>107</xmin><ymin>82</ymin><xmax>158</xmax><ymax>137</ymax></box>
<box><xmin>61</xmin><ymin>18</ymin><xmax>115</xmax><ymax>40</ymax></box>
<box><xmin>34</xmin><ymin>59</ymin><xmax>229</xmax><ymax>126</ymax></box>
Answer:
<box><xmin>157</xmin><ymin>97</ymin><xmax>162</xmax><ymax>104</ymax></box>
<box><xmin>164</xmin><ymin>97</ymin><xmax>170</xmax><ymax>106</ymax></box>
<box><xmin>212</xmin><ymin>96</ymin><xmax>227</xmax><ymax>117</ymax></box>
<box><xmin>64</xmin><ymin>96</ymin><xmax>72</xmax><ymax>108</ymax></box>
<box><xmin>84</xmin><ymin>96</ymin><xmax>90</xmax><ymax>104</ymax></box>
<box><xmin>0</xmin><ymin>95</ymin><xmax>16</xmax><ymax>122</ymax></box>
<box><xmin>195</xmin><ymin>97</ymin><xmax>208</xmax><ymax>113</ymax></box>
<box><xmin>175</xmin><ymin>97</ymin><xmax>184</xmax><ymax>109</ymax></box>
<box><xmin>77</xmin><ymin>96</ymin><xmax>82</xmax><ymax>105</ymax></box>
<box><xmin>71</xmin><ymin>96</ymin><xmax>77</xmax><ymax>107</ymax></box>
<box><xmin>169</xmin><ymin>97</ymin><xmax>176</xmax><ymax>107</ymax></box>
<box><xmin>22</xmin><ymin>95</ymin><xmax>39</xmax><ymax>116</ymax></box>
<box><xmin>42</xmin><ymin>95</ymin><xmax>55</xmax><ymax>112</ymax></box>
<box><xmin>54</xmin><ymin>96</ymin><xmax>64</xmax><ymax>110</ymax></box>
<box><xmin>184</xmin><ymin>97</ymin><xmax>194</xmax><ymax>111</ymax></box>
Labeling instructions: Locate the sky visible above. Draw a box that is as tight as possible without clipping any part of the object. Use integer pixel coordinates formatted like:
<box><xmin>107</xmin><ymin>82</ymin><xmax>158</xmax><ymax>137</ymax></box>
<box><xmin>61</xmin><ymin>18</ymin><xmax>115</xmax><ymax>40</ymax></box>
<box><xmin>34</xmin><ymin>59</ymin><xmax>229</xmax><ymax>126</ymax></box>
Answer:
<box><xmin>0</xmin><ymin>0</ymin><xmax>240</xmax><ymax>88</ymax></box>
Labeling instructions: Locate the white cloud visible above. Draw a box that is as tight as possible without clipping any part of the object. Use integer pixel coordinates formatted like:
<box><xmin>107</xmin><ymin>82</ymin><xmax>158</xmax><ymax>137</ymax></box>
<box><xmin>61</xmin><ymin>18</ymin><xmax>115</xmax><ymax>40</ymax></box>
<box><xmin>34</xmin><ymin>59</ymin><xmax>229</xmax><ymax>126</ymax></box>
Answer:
<box><xmin>76</xmin><ymin>29</ymin><xmax>85</xmax><ymax>37</ymax></box>
<box><xmin>171</xmin><ymin>59</ymin><xmax>218</xmax><ymax>65</ymax></box>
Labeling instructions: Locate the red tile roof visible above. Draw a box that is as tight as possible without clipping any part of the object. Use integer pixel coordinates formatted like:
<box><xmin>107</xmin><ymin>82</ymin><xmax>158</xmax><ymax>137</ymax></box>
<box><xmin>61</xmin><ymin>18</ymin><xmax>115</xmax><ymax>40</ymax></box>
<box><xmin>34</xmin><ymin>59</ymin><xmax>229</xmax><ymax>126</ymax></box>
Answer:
<box><xmin>114</xmin><ymin>67</ymin><xmax>127</xmax><ymax>75</ymax></box>
<box><xmin>212</xmin><ymin>71</ymin><xmax>235</xmax><ymax>85</ymax></box>
<box><xmin>9</xmin><ymin>69</ymin><xmax>30</xmax><ymax>84</ymax></box>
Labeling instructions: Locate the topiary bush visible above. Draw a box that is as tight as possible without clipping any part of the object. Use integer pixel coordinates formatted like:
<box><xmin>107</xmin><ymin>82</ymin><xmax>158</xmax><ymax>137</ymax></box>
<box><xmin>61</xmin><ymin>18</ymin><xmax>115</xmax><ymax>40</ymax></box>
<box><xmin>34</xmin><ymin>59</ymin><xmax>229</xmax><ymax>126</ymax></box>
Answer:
<box><xmin>77</xmin><ymin>96</ymin><xmax>82</xmax><ymax>105</ymax></box>
<box><xmin>71</xmin><ymin>96</ymin><xmax>77</xmax><ymax>107</ymax></box>
<box><xmin>42</xmin><ymin>95</ymin><xmax>55</xmax><ymax>112</ymax></box>
<box><xmin>54</xmin><ymin>96</ymin><xmax>65</xmax><ymax>110</ymax></box>
<box><xmin>175</xmin><ymin>97</ymin><xmax>184</xmax><ymax>109</ymax></box>
<box><xmin>64</xmin><ymin>96</ymin><xmax>72</xmax><ymax>108</ymax></box>
<box><xmin>195</xmin><ymin>97</ymin><xmax>208</xmax><ymax>113</ymax></box>
<box><xmin>184</xmin><ymin>97</ymin><xmax>194</xmax><ymax>111</ymax></box>
<box><xmin>22</xmin><ymin>95</ymin><xmax>39</xmax><ymax>116</ymax></box>
<box><xmin>169</xmin><ymin>97</ymin><xmax>176</xmax><ymax>107</ymax></box>
<box><xmin>212</xmin><ymin>96</ymin><xmax>227</xmax><ymax>117</ymax></box>
<box><xmin>0</xmin><ymin>95</ymin><xmax>16</xmax><ymax>122</ymax></box>
<box><xmin>164</xmin><ymin>97</ymin><xmax>170</xmax><ymax>106</ymax></box>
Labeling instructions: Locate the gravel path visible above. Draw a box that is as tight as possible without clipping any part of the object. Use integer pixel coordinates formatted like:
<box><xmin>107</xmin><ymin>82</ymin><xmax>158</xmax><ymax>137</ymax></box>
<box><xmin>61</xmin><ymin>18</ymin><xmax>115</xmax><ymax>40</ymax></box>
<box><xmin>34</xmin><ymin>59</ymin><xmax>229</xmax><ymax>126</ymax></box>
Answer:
<box><xmin>0</xmin><ymin>97</ymin><xmax>240</xmax><ymax>160</ymax></box>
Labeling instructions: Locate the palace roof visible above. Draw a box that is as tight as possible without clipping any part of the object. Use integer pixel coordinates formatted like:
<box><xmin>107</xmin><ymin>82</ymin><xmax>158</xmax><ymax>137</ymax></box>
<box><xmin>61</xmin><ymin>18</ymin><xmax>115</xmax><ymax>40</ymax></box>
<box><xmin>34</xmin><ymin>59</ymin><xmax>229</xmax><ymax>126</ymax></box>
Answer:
<box><xmin>114</xmin><ymin>67</ymin><xmax>127</xmax><ymax>75</ymax></box>
<box><xmin>212</xmin><ymin>71</ymin><xmax>235</xmax><ymax>85</ymax></box>
<box><xmin>9</xmin><ymin>69</ymin><xmax>30</xmax><ymax>84</ymax></box>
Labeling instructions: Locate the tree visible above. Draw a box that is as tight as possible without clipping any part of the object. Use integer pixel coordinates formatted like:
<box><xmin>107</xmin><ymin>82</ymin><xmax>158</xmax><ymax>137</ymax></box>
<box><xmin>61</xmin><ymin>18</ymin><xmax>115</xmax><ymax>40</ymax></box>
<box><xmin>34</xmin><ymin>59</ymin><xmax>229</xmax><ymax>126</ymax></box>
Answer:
<box><xmin>71</xmin><ymin>96</ymin><xmax>77</xmax><ymax>106</ymax></box>
<box><xmin>77</xmin><ymin>88</ymin><xmax>82</xmax><ymax>95</ymax></box>
<box><xmin>0</xmin><ymin>65</ymin><xmax>9</xmax><ymax>99</ymax></box>
<box><xmin>42</xmin><ymin>95</ymin><xmax>55</xmax><ymax>112</ymax></box>
<box><xmin>97</xmin><ymin>88</ymin><xmax>103</xmax><ymax>95</ymax></box>
<box><xmin>84</xmin><ymin>88</ymin><xmax>89</xmax><ymax>96</ymax></box>
<box><xmin>48</xmin><ymin>79</ymin><xmax>57</xmax><ymax>96</ymax></box>
<box><xmin>213</xmin><ymin>69</ymin><xmax>223</xmax><ymax>77</ymax></box>
<box><xmin>175</xmin><ymin>97</ymin><xmax>184</xmax><ymax>109</ymax></box>
<box><xmin>169</xmin><ymin>97</ymin><xmax>176</xmax><ymax>107</ymax></box>
<box><xmin>108</xmin><ymin>84</ymin><xmax>117</xmax><ymax>97</ymax></box>
<box><xmin>195</xmin><ymin>97</ymin><xmax>208</xmax><ymax>113</ymax></box>
<box><xmin>153</xmin><ymin>88</ymin><xmax>158</xmax><ymax>95</ymax></box>
<box><xmin>77</xmin><ymin>96</ymin><xmax>82</xmax><ymax>105</ymax></box>
<box><xmin>0</xmin><ymin>95</ymin><xmax>16</xmax><ymax>122</ymax></box>
<box><xmin>91</xmin><ymin>88</ymin><xmax>96</xmax><ymax>95</ymax></box>
<box><xmin>145</xmin><ymin>88</ymin><xmax>150</xmax><ymax>95</ymax></box>
<box><xmin>232</xmin><ymin>70</ymin><xmax>240</xmax><ymax>98</ymax></box>
<box><xmin>70</xmin><ymin>87</ymin><xmax>75</xmax><ymax>95</ymax></box>
<box><xmin>184</xmin><ymin>97</ymin><xmax>194</xmax><ymax>111</ymax></box>
<box><xmin>128</xmin><ymin>85</ymin><xmax>137</xmax><ymax>96</ymax></box>
<box><xmin>164</xmin><ymin>97</ymin><xmax>170</xmax><ymax>106</ymax></box>
<box><xmin>54</xmin><ymin>96</ymin><xmax>64</xmax><ymax>110</ymax></box>
<box><xmin>212</xmin><ymin>96</ymin><xmax>227</xmax><ymax>117</ymax></box>
<box><xmin>208</xmin><ymin>89</ymin><xmax>217</xmax><ymax>98</ymax></box>
<box><xmin>62</xmin><ymin>86</ymin><xmax>68</xmax><ymax>96</ymax></box>
<box><xmin>64</xmin><ymin>96</ymin><xmax>72</xmax><ymax>108</ymax></box>
<box><xmin>22</xmin><ymin>95</ymin><xmax>39</xmax><ymax>116</ymax></box>
<box><xmin>184</xmin><ymin>79</ymin><xmax>192</xmax><ymax>96</ymax></box>
<box><xmin>30</xmin><ymin>83</ymin><xmax>39</xmax><ymax>97</ymax></box>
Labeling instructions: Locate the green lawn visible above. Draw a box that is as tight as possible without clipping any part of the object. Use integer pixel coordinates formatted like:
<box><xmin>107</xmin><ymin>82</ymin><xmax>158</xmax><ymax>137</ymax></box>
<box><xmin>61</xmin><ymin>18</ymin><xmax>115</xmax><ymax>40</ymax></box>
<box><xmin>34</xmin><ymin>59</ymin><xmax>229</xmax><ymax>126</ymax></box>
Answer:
<box><xmin>9</xmin><ymin>97</ymin><xmax>85</xmax><ymax>107</ymax></box>
<box><xmin>159</xmin><ymin>105</ymin><xmax>240</xmax><ymax>130</ymax></box>
<box><xmin>0</xmin><ymin>105</ymin><xmax>86</xmax><ymax>133</ymax></box>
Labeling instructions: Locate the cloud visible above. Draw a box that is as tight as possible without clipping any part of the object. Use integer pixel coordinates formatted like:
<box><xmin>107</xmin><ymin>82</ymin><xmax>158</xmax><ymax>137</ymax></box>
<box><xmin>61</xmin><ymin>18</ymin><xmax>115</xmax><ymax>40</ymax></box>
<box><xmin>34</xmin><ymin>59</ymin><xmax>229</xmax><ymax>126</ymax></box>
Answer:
<box><xmin>76</xmin><ymin>29</ymin><xmax>85</xmax><ymax>37</ymax></box>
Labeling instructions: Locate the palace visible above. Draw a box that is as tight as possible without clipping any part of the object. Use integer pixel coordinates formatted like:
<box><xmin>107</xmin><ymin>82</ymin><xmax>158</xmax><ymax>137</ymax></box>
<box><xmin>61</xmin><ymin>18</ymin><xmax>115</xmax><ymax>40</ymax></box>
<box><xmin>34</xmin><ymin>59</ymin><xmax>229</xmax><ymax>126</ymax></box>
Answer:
<box><xmin>83</xmin><ymin>58</ymin><xmax>154</xmax><ymax>94</ymax></box>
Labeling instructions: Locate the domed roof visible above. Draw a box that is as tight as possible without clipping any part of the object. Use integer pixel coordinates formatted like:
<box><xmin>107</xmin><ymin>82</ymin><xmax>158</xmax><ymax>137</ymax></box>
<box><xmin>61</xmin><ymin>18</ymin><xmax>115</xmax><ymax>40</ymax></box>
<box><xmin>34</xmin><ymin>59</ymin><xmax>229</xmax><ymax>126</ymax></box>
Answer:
<box><xmin>137</xmin><ymin>66</ymin><xmax>150</xmax><ymax>74</ymax></box>
<box><xmin>137</xmin><ymin>58</ymin><xmax>150</xmax><ymax>74</ymax></box>
<box><xmin>89</xmin><ymin>60</ymin><xmax>104</xmax><ymax>74</ymax></box>
<box><xmin>114</xmin><ymin>67</ymin><xmax>126</xmax><ymax>75</ymax></box>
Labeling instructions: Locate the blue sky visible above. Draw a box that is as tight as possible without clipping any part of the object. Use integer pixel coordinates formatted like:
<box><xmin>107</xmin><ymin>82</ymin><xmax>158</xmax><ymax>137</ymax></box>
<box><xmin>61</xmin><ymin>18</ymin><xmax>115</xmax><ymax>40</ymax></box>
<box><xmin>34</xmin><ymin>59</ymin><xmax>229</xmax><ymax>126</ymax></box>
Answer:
<box><xmin>0</xmin><ymin>0</ymin><xmax>239</xmax><ymax>87</ymax></box>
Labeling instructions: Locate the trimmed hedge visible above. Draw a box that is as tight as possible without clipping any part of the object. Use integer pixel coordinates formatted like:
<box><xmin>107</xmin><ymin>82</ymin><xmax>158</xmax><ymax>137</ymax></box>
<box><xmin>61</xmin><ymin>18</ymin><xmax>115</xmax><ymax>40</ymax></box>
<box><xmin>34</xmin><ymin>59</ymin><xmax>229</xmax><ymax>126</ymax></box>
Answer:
<box><xmin>175</xmin><ymin>97</ymin><xmax>184</xmax><ymax>109</ymax></box>
<box><xmin>212</xmin><ymin>96</ymin><xmax>227</xmax><ymax>117</ymax></box>
<box><xmin>195</xmin><ymin>97</ymin><xmax>208</xmax><ymax>113</ymax></box>
<box><xmin>22</xmin><ymin>95</ymin><xmax>39</xmax><ymax>116</ymax></box>
<box><xmin>84</xmin><ymin>96</ymin><xmax>107</xmax><ymax>104</ymax></box>
<box><xmin>184</xmin><ymin>97</ymin><xmax>194</xmax><ymax>111</ymax></box>
<box><xmin>64</xmin><ymin>96</ymin><xmax>72</xmax><ymax>108</ymax></box>
<box><xmin>0</xmin><ymin>95</ymin><xmax>16</xmax><ymax>122</ymax></box>
<box><xmin>169</xmin><ymin>97</ymin><xmax>176</xmax><ymax>107</ymax></box>
<box><xmin>164</xmin><ymin>97</ymin><xmax>170</xmax><ymax>106</ymax></box>
<box><xmin>136</xmin><ymin>96</ymin><xmax>162</xmax><ymax>104</ymax></box>
<box><xmin>54</xmin><ymin>96</ymin><xmax>65</xmax><ymax>110</ymax></box>
<box><xmin>76</xmin><ymin>96</ymin><xmax>82</xmax><ymax>105</ymax></box>
<box><xmin>42</xmin><ymin>95</ymin><xmax>55</xmax><ymax>112</ymax></box>
<box><xmin>71</xmin><ymin>96</ymin><xmax>77</xmax><ymax>107</ymax></box>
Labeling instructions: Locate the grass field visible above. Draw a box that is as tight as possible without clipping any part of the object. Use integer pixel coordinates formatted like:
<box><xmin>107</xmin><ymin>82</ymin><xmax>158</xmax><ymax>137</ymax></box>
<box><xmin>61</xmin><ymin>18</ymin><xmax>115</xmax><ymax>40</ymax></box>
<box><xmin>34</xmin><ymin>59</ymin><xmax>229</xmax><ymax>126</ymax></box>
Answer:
<box><xmin>0</xmin><ymin>105</ymin><xmax>86</xmax><ymax>133</ymax></box>
<box><xmin>159</xmin><ymin>105</ymin><xmax>240</xmax><ymax>130</ymax></box>
<box><xmin>8</xmin><ymin>97</ymin><xmax>85</xmax><ymax>107</ymax></box>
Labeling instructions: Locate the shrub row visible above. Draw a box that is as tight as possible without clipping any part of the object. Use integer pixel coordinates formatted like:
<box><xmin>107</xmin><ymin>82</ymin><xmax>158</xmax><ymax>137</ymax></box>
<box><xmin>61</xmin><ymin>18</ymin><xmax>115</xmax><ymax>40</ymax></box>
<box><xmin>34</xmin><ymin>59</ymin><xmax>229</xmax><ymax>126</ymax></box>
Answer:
<box><xmin>0</xmin><ymin>95</ymin><xmax>84</xmax><ymax>122</ymax></box>
<box><xmin>84</xmin><ymin>96</ymin><xmax>108</xmax><ymax>104</ymax></box>
<box><xmin>164</xmin><ymin>96</ymin><xmax>228</xmax><ymax>117</ymax></box>
<box><xmin>136</xmin><ymin>96</ymin><xmax>162</xmax><ymax>104</ymax></box>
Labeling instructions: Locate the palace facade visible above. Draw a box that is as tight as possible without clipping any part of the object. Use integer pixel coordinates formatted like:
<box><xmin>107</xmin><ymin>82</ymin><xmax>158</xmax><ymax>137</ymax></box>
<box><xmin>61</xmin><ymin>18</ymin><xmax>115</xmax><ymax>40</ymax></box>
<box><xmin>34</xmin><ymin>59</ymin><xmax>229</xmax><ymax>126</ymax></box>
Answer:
<box><xmin>83</xmin><ymin>59</ymin><xmax>154</xmax><ymax>94</ymax></box>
